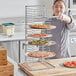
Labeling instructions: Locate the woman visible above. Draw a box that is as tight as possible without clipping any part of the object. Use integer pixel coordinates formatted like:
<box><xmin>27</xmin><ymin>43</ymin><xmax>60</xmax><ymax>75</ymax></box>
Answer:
<box><xmin>44</xmin><ymin>0</ymin><xmax>75</xmax><ymax>58</ymax></box>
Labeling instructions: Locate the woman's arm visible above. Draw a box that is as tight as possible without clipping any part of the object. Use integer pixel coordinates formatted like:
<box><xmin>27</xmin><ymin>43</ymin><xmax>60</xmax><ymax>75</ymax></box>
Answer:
<box><xmin>57</xmin><ymin>14</ymin><xmax>76</xmax><ymax>30</ymax></box>
<box><xmin>66</xmin><ymin>15</ymin><xmax>76</xmax><ymax>30</ymax></box>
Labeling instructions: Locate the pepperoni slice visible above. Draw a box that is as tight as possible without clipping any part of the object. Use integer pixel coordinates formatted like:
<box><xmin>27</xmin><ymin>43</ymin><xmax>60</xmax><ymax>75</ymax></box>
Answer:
<box><xmin>64</xmin><ymin>61</ymin><xmax>76</xmax><ymax>67</ymax></box>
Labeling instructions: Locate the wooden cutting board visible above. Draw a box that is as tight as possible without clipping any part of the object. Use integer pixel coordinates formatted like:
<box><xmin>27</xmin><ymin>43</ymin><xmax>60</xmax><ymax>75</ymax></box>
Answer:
<box><xmin>0</xmin><ymin>46</ymin><xmax>7</xmax><ymax>65</ymax></box>
<box><xmin>18</xmin><ymin>61</ymin><xmax>54</xmax><ymax>71</ymax></box>
<box><xmin>0</xmin><ymin>61</ymin><xmax>14</xmax><ymax>76</ymax></box>
<box><xmin>18</xmin><ymin>57</ymin><xmax>76</xmax><ymax>76</ymax></box>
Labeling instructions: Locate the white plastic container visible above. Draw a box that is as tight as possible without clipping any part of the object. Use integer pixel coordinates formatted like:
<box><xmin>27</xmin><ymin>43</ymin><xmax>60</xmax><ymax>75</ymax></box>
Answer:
<box><xmin>0</xmin><ymin>25</ymin><xmax>3</xmax><ymax>33</ymax></box>
<box><xmin>2</xmin><ymin>23</ymin><xmax>15</xmax><ymax>36</ymax></box>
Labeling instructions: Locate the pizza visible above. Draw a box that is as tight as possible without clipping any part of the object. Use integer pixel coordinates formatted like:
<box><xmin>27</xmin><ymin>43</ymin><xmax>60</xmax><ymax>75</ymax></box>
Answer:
<box><xmin>64</xmin><ymin>61</ymin><xmax>76</xmax><ymax>68</ymax></box>
<box><xmin>28</xmin><ymin>40</ymin><xmax>49</xmax><ymax>45</ymax></box>
<box><xmin>27</xmin><ymin>51</ymin><xmax>54</xmax><ymax>58</ymax></box>
<box><xmin>29</xmin><ymin>24</ymin><xmax>51</xmax><ymax>29</ymax></box>
<box><xmin>28</xmin><ymin>34</ymin><xmax>49</xmax><ymax>38</ymax></box>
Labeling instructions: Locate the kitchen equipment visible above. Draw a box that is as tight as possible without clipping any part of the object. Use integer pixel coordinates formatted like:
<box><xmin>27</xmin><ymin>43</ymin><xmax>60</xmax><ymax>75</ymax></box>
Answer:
<box><xmin>18</xmin><ymin>57</ymin><xmax>76</xmax><ymax>76</ymax></box>
<box><xmin>23</xmin><ymin>5</ymin><xmax>56</xmax><ymax>62</ymax></box>
<box><xmin>2</xmin><ymin>23</ymin><xmax>15</xmax><ymax>36</ymax></box>
<box><xmin>0</xmin><ymin>46</ymin><xmax>14</xmax><ymax>76</ymax></box>
<box><xmin>0</xmin><ymin>46</ymin><xmax>7</xmax><ymax>65</ymax></box>
<box><xmin>18</xmin><ymin>61</ymin><xmax>54</xmax><ymax>71</ymax></box>
<box><xmin>0</xmin><ymin>61</ymin><xmax>14</xmax><ymax>76</ymax></box>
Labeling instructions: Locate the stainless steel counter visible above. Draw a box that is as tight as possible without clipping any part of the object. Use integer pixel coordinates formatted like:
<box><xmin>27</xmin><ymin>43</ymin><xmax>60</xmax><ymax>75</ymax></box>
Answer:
<box><xmin>0</xmin><ymin>32</ymin><xmax>25</xmax><ymax>42</ymax></box>
<box><xmin>0</xmin><ymin>31</ymin><xmax>25</xmax><ymax>63</ymax></box>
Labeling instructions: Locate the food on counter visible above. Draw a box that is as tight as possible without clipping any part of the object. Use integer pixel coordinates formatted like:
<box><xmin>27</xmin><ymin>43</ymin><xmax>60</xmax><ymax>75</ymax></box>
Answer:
<box><xmin>27</xmin><ymin>51</ymin><xmax>55</xmax><ymax>58</ymax></box>
<box><xmin>28</xmin><ymin>40</ymin><xmax>49</xmax><ymax>45</ymax></box>
<box><xmin>64</xmin><ymin>61</ymin><xmax>76</xmax><ymax>68</ymax></box>
<box><xmin>29</xmin><ymin>24</ymin><xmax>51</xmax><ymax>29</ymax></box>
<box><xmin>28</xmin><ymin>33</ymin><xmax>49</xmax><ymax>38</ymax></box>
<box><xmin>2</xmin><ymin>23</ymin><xmax>15</xmax><ymax>36</ymax></box>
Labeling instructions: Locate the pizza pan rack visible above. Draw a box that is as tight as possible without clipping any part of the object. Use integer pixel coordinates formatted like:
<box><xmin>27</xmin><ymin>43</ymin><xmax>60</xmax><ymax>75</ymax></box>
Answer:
<box><xmin>23</xmin><ymin>5</ymin><xmax>56</xmax><ymax>62</ymax></box>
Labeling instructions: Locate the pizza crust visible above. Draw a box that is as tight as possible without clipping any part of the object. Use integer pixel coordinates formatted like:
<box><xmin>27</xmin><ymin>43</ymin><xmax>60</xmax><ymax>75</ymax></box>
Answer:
<box><xmin>29</xmin><ymin>24</ymin><xmax>51</xmax><ymax>29</ymax></box>
<box><xmin>27</xmin><ymin>51</ymin><xmax>55</xmax><ymax>58</ymax></box>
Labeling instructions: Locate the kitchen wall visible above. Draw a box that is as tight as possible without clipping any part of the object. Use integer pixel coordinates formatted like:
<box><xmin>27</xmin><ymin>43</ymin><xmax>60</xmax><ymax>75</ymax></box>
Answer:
<box><xmin>38</xmin><ymin>0</ymin><xmax>53</xmax><ymax>17</ymax></box>
<box><xmin>0</xmin><ymin>0</ymin><xmax>25</xmax><ymax>18</ymax></box>
<box><xmin>0</xmin><ymin>0</ymin><xmax>40</xmax><ymax>18</ymax></box>
<box><xmin>0</xmin><ymin>0</ymin><xmax>53</xmax><ymax>18</ymax></box>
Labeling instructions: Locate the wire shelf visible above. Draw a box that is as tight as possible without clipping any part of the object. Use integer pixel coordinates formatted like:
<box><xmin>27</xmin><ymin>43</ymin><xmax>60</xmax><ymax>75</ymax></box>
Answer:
<box><xmin>24</xmin><ymin>5</ymin><xmax>56</xmax><ymax>62</ymax></box>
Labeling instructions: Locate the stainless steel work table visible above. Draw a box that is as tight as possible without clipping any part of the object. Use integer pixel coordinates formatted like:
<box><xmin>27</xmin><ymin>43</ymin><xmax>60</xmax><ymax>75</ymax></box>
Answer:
<box><xmin>0</xmin><ymin>32</ymin><xmax>25</xmax><ymax>62</ymax></box>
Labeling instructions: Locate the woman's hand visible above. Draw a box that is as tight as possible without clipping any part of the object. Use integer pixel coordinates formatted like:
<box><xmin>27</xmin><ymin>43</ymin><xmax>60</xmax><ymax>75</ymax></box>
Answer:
<box><xmin>57</xmin><ymin>14</ymin><xmax>71</xmax><ymax>24</ymax></box>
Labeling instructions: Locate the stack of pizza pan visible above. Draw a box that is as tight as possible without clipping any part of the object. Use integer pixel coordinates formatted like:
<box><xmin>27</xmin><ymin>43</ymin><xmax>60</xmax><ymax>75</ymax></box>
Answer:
<box><xmin>25</xmin><ymin>24</ymin><xmax>56</xmax><ymax>59</ymax></box>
